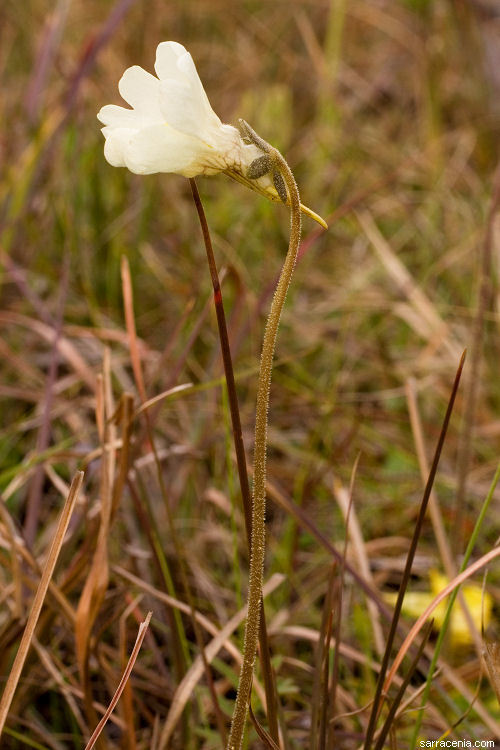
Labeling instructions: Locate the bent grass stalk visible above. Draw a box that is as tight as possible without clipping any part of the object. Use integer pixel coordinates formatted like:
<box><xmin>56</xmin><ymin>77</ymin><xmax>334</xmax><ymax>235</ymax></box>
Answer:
<box><xmin>84</xmin><ymin>611</ymin><xmax>152</xmax><ymax>750</ymax></box>
<box><xmin>227</xmin><ymin>132</ymin><xmax>302</xmax><ymax>750</ymax></box>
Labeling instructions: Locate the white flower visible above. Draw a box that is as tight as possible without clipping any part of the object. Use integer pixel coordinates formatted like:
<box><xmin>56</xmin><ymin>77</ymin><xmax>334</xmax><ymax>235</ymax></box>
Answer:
<box><xmin>97</xmin><ymin>41</ymin><xmax>327</xmax><ymax>228</ymax></box>
<box><xmin>97</xmin><ymin>41</ymin><xmax>267</xmax><ymax>180</ymax></box>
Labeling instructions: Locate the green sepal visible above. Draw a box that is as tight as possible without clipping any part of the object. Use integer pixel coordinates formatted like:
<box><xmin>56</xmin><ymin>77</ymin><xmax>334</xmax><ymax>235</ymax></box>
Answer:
<box><xmin>273</xmin><ymin>171</ymin><xmax>287</xmax><ymax>203</ymax></box>
<box><xmin>247</xmin><ymin>155</ymin><xmax>272</xmax><ymax>180</ymax></box>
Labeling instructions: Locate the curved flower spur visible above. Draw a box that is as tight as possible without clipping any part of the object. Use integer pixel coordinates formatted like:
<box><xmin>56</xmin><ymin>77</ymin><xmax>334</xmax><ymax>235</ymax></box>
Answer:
<box><xmin>97</xmin><ymin>41</ymin><xmax>327</xmax><ymax>228</ymax></box>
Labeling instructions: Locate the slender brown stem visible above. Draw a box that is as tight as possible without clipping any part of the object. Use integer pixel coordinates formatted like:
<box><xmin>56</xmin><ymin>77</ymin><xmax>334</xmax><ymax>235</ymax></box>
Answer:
<box><xmin>189</xmin><ymin>179</ymin><xmax>253</xmax><ymax>541</ymax></box>
<box><xmin>189</xmin><ymin>178</ymin><xmax>280</xmax><ymax>744</ymax></box>
<box><xmin>227</xmin><ymin>139</ymin><xmax>302</xmax><ymax>750</ymax></box>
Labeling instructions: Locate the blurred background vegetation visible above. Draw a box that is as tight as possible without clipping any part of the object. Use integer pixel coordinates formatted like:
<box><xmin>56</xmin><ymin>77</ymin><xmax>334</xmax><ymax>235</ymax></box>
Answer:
<box><xmin>0</xmin><ymin>0</ymin><xmax>499</xmax><ymax>747</ymax></box>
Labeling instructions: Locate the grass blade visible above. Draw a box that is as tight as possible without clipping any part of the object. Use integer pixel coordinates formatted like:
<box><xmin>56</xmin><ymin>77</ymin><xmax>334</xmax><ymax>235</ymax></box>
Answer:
<box><xmin>0</xmin><ymin>471</ymin><xmax>84</xmax><ymax>739</ymax></box>
<box><xmin>363</xmin><ymin>350</ymin><xmax>466</xmax><ymax>749</ymax></box>
<box><xmin>84</xmin><ymin>611</ymin><xmax>152</xmax><ymax>750</ymax></box>
<box><xmin>373</xmin><ymin>620</ymin><xmax>433</xmax><ymax>750</ymax></box>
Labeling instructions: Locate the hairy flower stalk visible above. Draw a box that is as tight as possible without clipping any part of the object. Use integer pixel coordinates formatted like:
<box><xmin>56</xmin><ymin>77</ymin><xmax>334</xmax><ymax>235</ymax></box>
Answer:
<box><xmin>226</xmin><ymin>121</ymin><xmax>302</xmax><ymax>750</ymax></box>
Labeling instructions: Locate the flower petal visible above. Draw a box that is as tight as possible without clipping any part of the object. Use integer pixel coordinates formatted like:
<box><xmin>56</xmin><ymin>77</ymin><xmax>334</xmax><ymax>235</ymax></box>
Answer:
<box><xmin>158</xmin><ymin>79</ymin><xmax>218</xmax><ymax>142</ymax></box>
<box><xmin>118</xmin><ymin>65</ymin><xmax>162</xmax><ymax>119</ymax></box>
<box><xmin>101</xmin><ymin>126</ymin><xmax>136</xmax><ymax>168</ymax></box>
<box><xmin>123</xmin><ymin>123</ymin><xmax>210</xmax><ymax>176</ymax></box>
<box><xmin>177</xmin><ymin>51</ymin><xmax>218</xmax><ymax>121</ymax></box>
<box><xmin>154</xmin><ymin>41</ymin><xmax>188</xmax><ymax>82</ymax></box>
<box><xmin>98</xmin><ymin>104</ymin><xmax>141</xmax><ymax>128</ymax></box>
<box><xmin>155</xmin><ymin>42</ymin><xmax>217</xmax><ymax>124</ymax></box>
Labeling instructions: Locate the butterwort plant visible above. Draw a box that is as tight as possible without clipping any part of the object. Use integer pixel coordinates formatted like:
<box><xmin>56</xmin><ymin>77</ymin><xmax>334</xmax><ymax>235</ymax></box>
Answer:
<box><xmin>97</xmin><ymin>41</ymin><xmax>325</xmax><ymax>224</ymax></box>
<box><xmin>98</xmin><ymin>40</ymin><xmax>326</xmax><ymax>750</ymax></box>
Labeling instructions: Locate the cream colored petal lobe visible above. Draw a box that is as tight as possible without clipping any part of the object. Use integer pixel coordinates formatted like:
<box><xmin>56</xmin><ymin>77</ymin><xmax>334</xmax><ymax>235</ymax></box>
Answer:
<box><xmin>98</xmin><ymin>103</ymin><xmax>159</xmax><ymax>131</ymax></box>
<box><xmin>118</xmin><ymin>65</ymin><xmax>162</xmax><ymax>118</ymax></box>
<box><xmin>97</xmin><ymin>104</ymin><xmax>140</xmax><ymax>128</ymax></box>
<box><xmin>154</xmin><ymin>41</ymin><xmax>187</xmax><ymax>81</ymax></box>
<box><xmin>176</xmin><ymin>49</ymin><xmax>203</xmax><ymax>85</ymax></box>
<box><xmin>123</xmin><ymin>124</ymin><xmax>203</xmax><ymax>176</ymax></box>
<box><xmin>158</xmin><ymin>79</ymin><xmax>218</xmax><ymax>141</ymax></box>
<box><xmin>176</xmin><ymin>50</ymin><xmax>217</xmax><ymax>120</ymax></box>
<box><xmin>102</xmin><ymin>127</ymin><xmax>136</xmax><ymax>168</ymax></box>
<box><xmin>155</xmin><ymin>41</ymin><xmax>217</xmax><ymax>122</ymax></box>
<box><xmin>155</xmin><ymin>41</ymin><xmax>203</xmax><ymax>94</ymax></box>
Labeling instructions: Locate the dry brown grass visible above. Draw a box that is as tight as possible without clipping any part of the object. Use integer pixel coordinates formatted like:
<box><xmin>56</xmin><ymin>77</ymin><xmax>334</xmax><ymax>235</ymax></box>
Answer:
<box><xmin>0</xmin><ymin>0</ymin><xmax>499</xmax><ymax>747</ymax></box>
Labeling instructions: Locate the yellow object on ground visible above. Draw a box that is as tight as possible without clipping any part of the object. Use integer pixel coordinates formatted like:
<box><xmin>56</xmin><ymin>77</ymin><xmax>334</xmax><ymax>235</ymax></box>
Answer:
<box><xmin>385</xmin><ymin>569</ymin><xmax>492</xmax><ymax>646</ymax></box>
